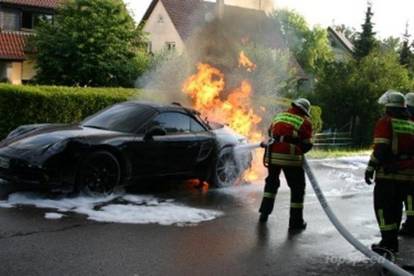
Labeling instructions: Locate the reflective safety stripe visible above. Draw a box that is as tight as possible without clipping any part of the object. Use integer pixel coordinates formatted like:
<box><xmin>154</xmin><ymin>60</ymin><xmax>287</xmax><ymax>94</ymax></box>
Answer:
<box><xmin>271</xmin><ymin>153</ymin><xmax>303</xmax><ymax>161</ymax></box>
<box><xmin>378</xmin><ymin>209</ymin><xmax>398</xmax><ymax>231</ymax></box>
<box><xmin>376</xmin><ymin>169</ymin><xmax>414</xmax><ymax>182</ymax></box>
<box><xmin>270</xmin><ymin>159</ymin><xmax>302</xmax><ymax>167</ymax></box>
<box><xmin>273</xmin><ymin>113</ymin><xmax>305</xmax><ymax>130</ymax></box>
<box><xmin>263</xmin><ymin>192</ymin><xmax>276</xmax><ymax>199</ymax></box>
<box><xmin>374</xmin><ymin>138</ymin><xmax>391</xmax><ymax>144</ymax></box>
<box><xmin>392</xmin><ymin>119</ymin><xmax>414</xmax><ymax>135</ymax></box>
<box><xmin>407</xmin><ymin>196</ymin><xmax>414</xmax><ymax>216</ymax></box>
<box><xmin>291</xmin><ymin>202</ymin><xmax>304</xmax><ymax>209</ymax></box>
<box><xmin>270</xmin><ymin>153</ymin><xmax>303</xmax><ymax>166</ymax></box>
<box><xmin>390</xmin><ymin>119</ymin><xmax>414</xmax><ymax>154</ymax></box>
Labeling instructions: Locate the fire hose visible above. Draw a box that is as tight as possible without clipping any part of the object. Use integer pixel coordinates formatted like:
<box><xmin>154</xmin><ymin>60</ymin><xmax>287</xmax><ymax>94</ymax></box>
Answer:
<box><xmin>304</xmin><ymin>158</ymin><xmax>411</xmax><ymax>276</ymax></box>
<box><xmin>236</xmin><ymin>142</ymin><xmax>412</xmax><ymax>275</ymax></box>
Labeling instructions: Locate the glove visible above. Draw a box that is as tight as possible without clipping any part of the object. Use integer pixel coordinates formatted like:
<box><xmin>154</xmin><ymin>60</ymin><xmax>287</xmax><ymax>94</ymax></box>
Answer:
<box><xmin>365</xmin><ymin>170</ymin><xmax>374</xmax><ymax>185</ymax></box>
<box><xmin>260</xmin><ymin>142</ymin><xmax>267</xmax><ymax>148</ymax></box>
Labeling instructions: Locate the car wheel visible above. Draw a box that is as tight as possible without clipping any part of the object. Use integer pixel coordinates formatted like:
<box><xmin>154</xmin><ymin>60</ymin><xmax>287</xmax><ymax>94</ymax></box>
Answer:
<box><xmin>77</xmin><ymin>151</ymin><xmax>121</xmax><ymax>196</ymax></box>
<box><xmin>0</xmin><ymin>180</ymin><xmax>14</xmax><ymax>200</ymax></box>
<box><xmin>210</xmin><ymin>147</ymin><xmax>241</xmax><ymax>188</ymax></box>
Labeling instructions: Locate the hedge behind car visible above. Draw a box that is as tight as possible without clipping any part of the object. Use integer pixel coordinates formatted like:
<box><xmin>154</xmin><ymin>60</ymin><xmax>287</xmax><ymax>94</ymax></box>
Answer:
<box><xmin>0</xmin><ymin>84</ymin><xmax>139</xmax><ymax>138</ymax></box>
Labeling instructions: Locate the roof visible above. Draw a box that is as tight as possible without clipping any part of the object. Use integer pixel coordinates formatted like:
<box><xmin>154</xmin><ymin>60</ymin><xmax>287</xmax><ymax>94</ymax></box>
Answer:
<box><xmin>142</xmin><ymin>0</ymin><xmax>284</xmax><ymax>47</ymax></box>
<box><xmin>328</xmin><ymin>26</ymin><xmax>355</xmax><ymax>54</ymax></box>
<box><xmin>141</xmin><ymin>0</ymin><xmax>307</xmax><ymax>79</ymax></box>
<box><xmin>0</xmin><ymin>0</ymin><xmax>60</xmax><ymax>9</ymax></box>
<box><xmin>0</xmin><ymin>31</ymin><xmax>31</xmax><ymax>60</ymax></box>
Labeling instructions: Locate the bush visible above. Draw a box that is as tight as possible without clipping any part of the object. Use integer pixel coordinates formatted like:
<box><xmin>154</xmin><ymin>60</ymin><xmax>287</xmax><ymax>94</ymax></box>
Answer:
<box><xmin>0</xmin><ymin>84</ymin><xmax>139</xmax><ymax>138</ymax></box>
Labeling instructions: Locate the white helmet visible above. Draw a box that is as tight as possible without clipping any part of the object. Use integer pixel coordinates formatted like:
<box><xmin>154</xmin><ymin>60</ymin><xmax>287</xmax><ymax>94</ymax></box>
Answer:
<box><xmin>378</xmin><ymin>90</ymin><xmax>406</xmax><ymax>108</ymax></box>
<box><xmin>406</xmin><ymin>92</ymin><xmax>414</xmax><ymax>107</ymax></box>
<box><xmin>292</xmin><ymin>98</ymin><xmax>311</xmax><ymax>117</ymax></box>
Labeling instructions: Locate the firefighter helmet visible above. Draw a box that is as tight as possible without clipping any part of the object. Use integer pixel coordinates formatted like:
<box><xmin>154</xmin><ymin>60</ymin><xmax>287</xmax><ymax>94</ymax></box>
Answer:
<box><xmin>406</xmin><ymin>92</ymin><xmax>414</xmax><ymax>107</ymax></box>
<box><xmin>378</xmin><ymin>90</ymin><xmax>406</xmax><ymax>108</ymax></box>
<box><xmin>292</xmin><ymin>98</ymin><xmax>311</xmax><ymax>117</ymax></box>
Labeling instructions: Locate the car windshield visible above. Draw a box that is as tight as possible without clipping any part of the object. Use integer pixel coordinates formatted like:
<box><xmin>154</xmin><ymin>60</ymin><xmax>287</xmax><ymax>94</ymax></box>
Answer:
<box><xmin>82</xmin><ymin>103</ymin><xmax>154</xmax><ymax>133</ymax></box>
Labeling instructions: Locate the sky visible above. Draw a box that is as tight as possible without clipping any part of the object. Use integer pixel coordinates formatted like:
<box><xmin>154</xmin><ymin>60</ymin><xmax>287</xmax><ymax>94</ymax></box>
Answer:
<box><xmin>124</xmin><ymin>0</ymin><xmax>414</xmax><ymax>39</ymax></box>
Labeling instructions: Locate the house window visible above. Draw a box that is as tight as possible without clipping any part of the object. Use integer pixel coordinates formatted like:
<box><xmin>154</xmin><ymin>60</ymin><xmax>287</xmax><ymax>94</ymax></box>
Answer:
<box><xmin>166</xmin><ymin>42</ymin><xmax>176</xmax><ymax>51</ymax></box>
<box><xmin>22</xmin><ymin>12</ymin><xmax>53</xmax><ymax>29</ymax></box>
<box><xmin>1</xmin><ymin>10</ymin><xmax>20</xmax><ymax>31</ymax></box>
<box><xmin>0</xmin><ymin>62</ymin><xmax>8</xmax><ymax>82</ymax></box>
<box><xmin>157</xmin><ymin>15</ymin><xmax>164</xmax><ymax>23</ymax></box>
<box><xmin>146</xmin><ymin>42</ymin><xmax>152</xmax><ymax>53</ymax></box>
<box><xmin>22</xmin><ymin>11</ymin><xmax>33</xmax><ymax>29</ymax></box>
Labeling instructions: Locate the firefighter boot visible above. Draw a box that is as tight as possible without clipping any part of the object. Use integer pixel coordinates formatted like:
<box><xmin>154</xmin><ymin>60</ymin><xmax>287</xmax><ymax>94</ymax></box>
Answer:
<box><xmin>289</xmin><ymin>208</ymin><xmax>307</xmax><ymax>231</ymax></box>
<box><xmin>259</xmin><ymin>193</ymin><xmax>277</xmax><ymax>223</ymax></box>
<box><xmin>259</xmin><ymin>213</ymin><xmax>269</xmax><ymax>223</ymax></box>
<box><xmin>399</xmin><ymin>220</ymin><xmax>414</xmax><ymax>237</ymax></box>
<box><xmin>371</xmin><ymin>231</ymin><xmax>399</xmax><ymax>253</ymax></box>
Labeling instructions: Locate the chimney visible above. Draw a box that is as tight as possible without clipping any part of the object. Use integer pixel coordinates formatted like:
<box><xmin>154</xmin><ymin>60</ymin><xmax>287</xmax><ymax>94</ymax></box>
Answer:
<box><xmin>216</xmin><ymin>0</ymin><xmax>224</xmax><ymax>19</ymax></box>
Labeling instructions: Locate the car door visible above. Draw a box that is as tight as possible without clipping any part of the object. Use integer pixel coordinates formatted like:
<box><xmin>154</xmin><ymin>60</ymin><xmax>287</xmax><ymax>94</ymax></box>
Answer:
<box><xmin>142</xmin><ymin>112</ymin><xmax>200</xmax><ymax>176</ymax></box>
<box><xmin>188</xmin><ymin>116</ymin><xmax>216</xmax><ymax>167</ymax></box>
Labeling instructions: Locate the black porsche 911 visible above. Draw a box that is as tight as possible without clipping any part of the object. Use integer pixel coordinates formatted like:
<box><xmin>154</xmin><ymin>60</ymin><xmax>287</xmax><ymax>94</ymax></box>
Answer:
<box><xmin>0</xmin><ymin>101</ymin><xmax>252</xmax><ymax>195</ymax></box>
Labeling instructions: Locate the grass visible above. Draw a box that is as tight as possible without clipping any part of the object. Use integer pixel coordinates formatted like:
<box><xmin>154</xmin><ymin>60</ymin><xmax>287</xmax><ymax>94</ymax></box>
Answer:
<box><xmin>308</xmin><ymin>147</ymin><xmax>371</xmax><ymax>159</ymax></box>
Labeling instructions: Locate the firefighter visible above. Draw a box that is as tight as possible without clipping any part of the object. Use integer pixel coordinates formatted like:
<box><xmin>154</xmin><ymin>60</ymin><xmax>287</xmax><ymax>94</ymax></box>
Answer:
<box><xmin>259</xmin><ymin>98</ymin><xmax>313</xmax><ymax>231</ymax></box>
<box><xmin>399</xmin><ymin>92</ymin><xmax>414</xmax><ymax>236</ymax></box>
<box><xmin>365</xmin><ymin>90</ymin><xmax>414</xmax><ymax>253</ymax></box>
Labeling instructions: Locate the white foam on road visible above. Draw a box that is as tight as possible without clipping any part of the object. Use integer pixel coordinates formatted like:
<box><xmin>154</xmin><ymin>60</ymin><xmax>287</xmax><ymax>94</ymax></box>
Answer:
<box><xmin>45</xmin><ymin>212</ymin><xmax>65</xmax><ymax>220</ymax></box>
<box><xmin>313</xmin><ymin>155</ymin><xmax>370</xmax><ymax>170</ymax></box>
<box><xmin>0</xmin><ymin>193</ymin><xmax>223</xmax><ymax>226</ymax></box>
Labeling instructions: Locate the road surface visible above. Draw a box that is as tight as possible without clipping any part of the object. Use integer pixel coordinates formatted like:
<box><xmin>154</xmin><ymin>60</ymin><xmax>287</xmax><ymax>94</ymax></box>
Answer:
<box><xmin>0</xmin><ymin>156</ymin><xmax>413</xmax><ymax>276</ymax></box>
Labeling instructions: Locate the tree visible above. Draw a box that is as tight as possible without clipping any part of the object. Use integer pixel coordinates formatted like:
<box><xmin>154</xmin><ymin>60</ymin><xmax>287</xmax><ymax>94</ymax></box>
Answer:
<box><xmin>314</xmin><ymin>48</ymin><xmax>412</xmax><ymax>145</ymax></box>
<box><xmin>271</xmin><ymin>9</ymin><xmax>333</xmax><ymax>76</ymax></box>
<box><xmin>400</xmin><ymin>23</ymin><xmax>413</xmax><ymax>68</ymax></box>
<box><xmin>334</xmin><ymin>24</ymin><xmax>357</xmax><ymax>43</ymax></box>
<box><xmin>381</xmin><ymin>36</ymin><xmax>401</xmax><ymax>53</ymax></box>
<box><xmin>354</xmin><ymin>4</ymin><xmax>377</xmax><ymax>60</ymax></box>
<box><xmin>32</xmin><ymin>0</ymin><xmax>149</xmax><ymax>87</ymax></box>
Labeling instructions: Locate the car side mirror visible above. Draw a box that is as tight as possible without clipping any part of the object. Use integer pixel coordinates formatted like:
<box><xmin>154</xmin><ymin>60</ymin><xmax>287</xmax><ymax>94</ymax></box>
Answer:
<box><xmin>144</xmin><ymin>126</ymin><xmax>167</xmax><ymax>140</ymax></box>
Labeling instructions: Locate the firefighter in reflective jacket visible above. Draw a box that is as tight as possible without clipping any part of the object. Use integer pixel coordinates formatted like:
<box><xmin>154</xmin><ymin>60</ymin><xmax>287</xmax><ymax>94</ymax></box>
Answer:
<box><xmin>259</xmin><ymin>98</ymin><xmax>313</xmax><ymax>230</ymax></box>
<box><xmin>399</xmin><ymin>92</ymin><xmax>414</xmax><ymax>236</ymax></box>
<box><xmin>365</xmin><ymin>90</ymin><xmax>414</xmax><ymax>253</ymax></box>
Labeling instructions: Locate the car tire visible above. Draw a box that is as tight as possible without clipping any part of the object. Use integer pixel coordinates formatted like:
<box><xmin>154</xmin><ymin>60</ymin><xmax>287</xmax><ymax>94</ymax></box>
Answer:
<box><xmin>76</xmin><ymin>151</ymin><xmax>121</xmax><ymax>196</ymax></box>
<box><xmin>209</xmin><ymin>147</ymin><xmax>241</xmax><ymax>188</ymax></box>
<box><xmin>0</xmin><ymin>180</ymin><xmax>14</xmax><ymax>200</ymax></box>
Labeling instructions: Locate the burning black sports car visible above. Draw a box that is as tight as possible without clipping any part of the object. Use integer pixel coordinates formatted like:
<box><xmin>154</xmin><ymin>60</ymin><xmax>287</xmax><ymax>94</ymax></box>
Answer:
<box><xmin>0</xmin><ymin>102</ymin><xmax>252</xmax><ymax>195</ymax></box>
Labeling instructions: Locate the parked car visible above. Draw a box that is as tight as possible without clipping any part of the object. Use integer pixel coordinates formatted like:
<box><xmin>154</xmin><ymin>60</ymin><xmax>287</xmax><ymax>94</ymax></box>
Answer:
<box><xmin>0</xmin><ymin>102</ymin><xmax>252</xmax><ymax>195</ymax></box>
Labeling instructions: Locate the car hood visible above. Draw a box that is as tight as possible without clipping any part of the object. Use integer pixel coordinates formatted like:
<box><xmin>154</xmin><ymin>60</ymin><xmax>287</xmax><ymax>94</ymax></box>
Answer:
<box><xmin>212</xmin><ymin>126</ymin><xmax>248</xmax><ymax>148</ymax></box>
<box><xmin>0</xmin><ymin>124</ymin><xmax>122</xmax><ymax>158</ymax></box>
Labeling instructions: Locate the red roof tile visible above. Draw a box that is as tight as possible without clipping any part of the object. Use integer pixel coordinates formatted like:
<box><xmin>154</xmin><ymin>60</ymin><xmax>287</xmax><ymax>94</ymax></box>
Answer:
<box><xmin>0</xmin><ymin>0</ymin><xmax>60</xmax><ymax>9</ymax></box>
<box><xmin>0</xmin><ymin>31</ymin><xmax>31</xmax><ymax>60</ymax></box>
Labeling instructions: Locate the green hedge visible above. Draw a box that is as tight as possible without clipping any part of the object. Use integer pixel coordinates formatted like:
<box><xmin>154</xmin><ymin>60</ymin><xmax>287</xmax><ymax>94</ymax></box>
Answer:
<box><xmin>0</xmin><ymin>84</ymin><xmax>139</xmax><ymax>138</ymax></box>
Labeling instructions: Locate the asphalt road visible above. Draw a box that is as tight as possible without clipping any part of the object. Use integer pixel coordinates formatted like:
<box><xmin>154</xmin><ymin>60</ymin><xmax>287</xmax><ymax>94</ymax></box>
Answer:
<box><xmin>0</xmin><ymin>157</ymin><xmax>413</xmax><ymax>276</ymax></box>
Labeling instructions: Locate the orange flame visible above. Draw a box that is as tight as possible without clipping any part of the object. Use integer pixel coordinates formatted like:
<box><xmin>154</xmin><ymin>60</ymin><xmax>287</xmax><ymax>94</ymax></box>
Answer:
<box><xmin>182</xmin><ymin>52</ymin><xmax>265</xmax><ymax>182</ymax></box>
<box><xmin>239</xmin><ymin>51</ymin><xmax>257</xmax><ymax>72</ymax></box>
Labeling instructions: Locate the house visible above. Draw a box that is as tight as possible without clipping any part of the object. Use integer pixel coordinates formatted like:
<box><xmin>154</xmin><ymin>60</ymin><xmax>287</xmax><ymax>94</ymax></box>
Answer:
<box><xmin>327</xmin><ymin>26</ymin><xmax>355</xmax><ymax>61</ymax></box>
<box><xmin>0</xmin><ymin>0</ymin><xmax>59</xmax><ymax>84</ymax></box>
<box><xmin>141</xmin><ymin>0</ymin><xmax>275</xmax><ymax>53</ymax></box>
<box><xmin>140</xmin><ymin>0</ymin><xmax>307</xmax><ymax>81</ymax></box>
